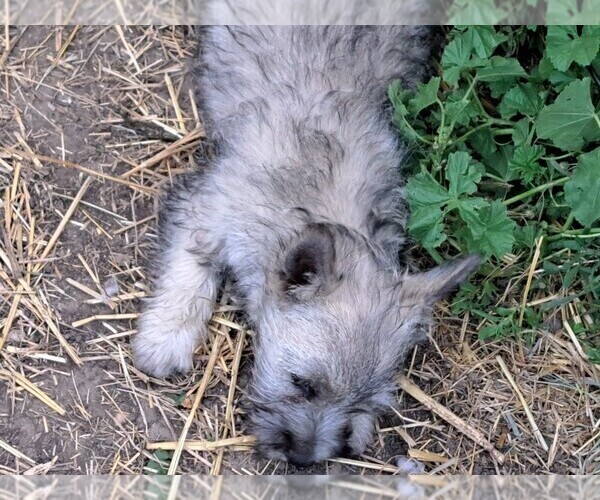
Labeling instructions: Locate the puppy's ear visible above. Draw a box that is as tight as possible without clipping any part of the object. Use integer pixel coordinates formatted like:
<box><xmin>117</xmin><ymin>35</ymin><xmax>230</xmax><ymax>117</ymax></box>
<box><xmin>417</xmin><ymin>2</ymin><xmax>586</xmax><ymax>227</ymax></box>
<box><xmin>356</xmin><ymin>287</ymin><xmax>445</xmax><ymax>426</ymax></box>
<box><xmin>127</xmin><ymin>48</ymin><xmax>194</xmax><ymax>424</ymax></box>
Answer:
<box><xmin>280</xmin><ymin>224</ymin><xmax>337</xmax><ymax>300</ymax></box>
<box><xmin>400</xmin><ymin>255</ymin><xmax>481</xmax><ymax>305</ymax></box>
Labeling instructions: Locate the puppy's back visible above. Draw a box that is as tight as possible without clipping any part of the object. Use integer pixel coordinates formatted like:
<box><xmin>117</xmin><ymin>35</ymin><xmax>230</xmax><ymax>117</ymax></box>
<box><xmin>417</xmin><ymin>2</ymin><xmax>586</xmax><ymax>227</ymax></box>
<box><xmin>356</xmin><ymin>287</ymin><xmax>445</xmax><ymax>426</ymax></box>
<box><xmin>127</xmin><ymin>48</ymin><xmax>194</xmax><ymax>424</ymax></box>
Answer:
<box><xmin>190</xmin><ymin>26</ymin><xmax>433</xmax><ymax>272</ymax></box>
<box><xmin>199</xmin><ymin>0</ymin><xmax>429</xmax><ymax>25</ymax></box>
<box><xmin>195</xmin><ymin>26</ymin><xmax>432</xmax><ymax>143</ymax></box>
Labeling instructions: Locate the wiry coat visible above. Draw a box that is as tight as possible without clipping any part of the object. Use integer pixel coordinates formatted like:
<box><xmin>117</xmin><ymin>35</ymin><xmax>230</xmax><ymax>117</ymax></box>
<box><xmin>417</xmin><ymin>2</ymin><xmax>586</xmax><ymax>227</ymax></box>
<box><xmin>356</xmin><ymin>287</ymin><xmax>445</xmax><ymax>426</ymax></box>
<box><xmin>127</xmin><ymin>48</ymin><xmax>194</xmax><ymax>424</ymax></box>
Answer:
<box><xmin>133</xmin><ymin>26</ymin><xmax>478</xmax><ymax>466</ymax></box>
<box><xmin>198</xmin><ymin>0</ymin><xmax>432</xmax><ymax>25</ymax></box>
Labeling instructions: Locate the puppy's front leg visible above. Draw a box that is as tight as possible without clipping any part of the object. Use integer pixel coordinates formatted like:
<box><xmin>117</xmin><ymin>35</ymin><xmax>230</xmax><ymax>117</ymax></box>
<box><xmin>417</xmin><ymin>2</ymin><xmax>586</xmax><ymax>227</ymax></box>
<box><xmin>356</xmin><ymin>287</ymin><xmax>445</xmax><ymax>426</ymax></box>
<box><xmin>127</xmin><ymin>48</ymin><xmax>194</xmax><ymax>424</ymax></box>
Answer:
<box><xmin>133</xmin><ymin>190</ymin><xmax>219</xmax><ymax>378</ymax></box>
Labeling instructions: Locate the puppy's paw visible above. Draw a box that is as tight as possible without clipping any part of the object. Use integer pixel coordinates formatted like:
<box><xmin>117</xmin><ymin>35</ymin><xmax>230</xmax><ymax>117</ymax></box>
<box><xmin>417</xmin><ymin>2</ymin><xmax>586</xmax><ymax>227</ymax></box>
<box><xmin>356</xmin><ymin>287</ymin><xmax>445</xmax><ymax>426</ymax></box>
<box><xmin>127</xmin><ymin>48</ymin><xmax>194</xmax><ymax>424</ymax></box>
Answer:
<box><xmin>132</xmin><ymin>312</ymin><xmax>201</xmax><ymax>378</ymax></box>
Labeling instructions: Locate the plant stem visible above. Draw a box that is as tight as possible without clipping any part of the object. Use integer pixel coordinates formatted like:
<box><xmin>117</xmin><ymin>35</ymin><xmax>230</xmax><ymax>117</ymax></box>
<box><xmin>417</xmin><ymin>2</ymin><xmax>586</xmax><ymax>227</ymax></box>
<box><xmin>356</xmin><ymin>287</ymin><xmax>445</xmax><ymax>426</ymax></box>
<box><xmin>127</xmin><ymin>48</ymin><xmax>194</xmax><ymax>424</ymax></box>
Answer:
<box><xmin>454</xmin><ymin>123</ymin><xmax>513</xmax><ymax>144</ymax></box>
<box><xmin>463</xmin><ymin>75</ymin><xmax>479</xmax><ymax>103</ymax></box>
<box><xmin>401</xmin><ymin>118</ymin><xmax>434</xmax><ymax>146</ymax></box>
<box><xmin>503</xmin><ymin>176</ymin><xmax>569</xmax><ymax>206</ymax></box>
<box><xmin>493</xmin><ymin>128</ymin><xmax>516</xmax><ymax>135</ymax></box>
<box><xmin>547</xmin><ymin>229</ymin><xmax>600</xmax><ymax>242</ymax></box>
<box><xmin>541</xmin><ymin>152</ymin><xmax>573</xmax><ymax>161</ymax></box>
<box><xmin>426</xmin><ymin>246</ymin><xmax>445</xmax><ymax>265</ymax></box>
<box><xmin>562</xmin><ymin>212</ymin><xmax>575</xmax><ymax>232</ymax></box>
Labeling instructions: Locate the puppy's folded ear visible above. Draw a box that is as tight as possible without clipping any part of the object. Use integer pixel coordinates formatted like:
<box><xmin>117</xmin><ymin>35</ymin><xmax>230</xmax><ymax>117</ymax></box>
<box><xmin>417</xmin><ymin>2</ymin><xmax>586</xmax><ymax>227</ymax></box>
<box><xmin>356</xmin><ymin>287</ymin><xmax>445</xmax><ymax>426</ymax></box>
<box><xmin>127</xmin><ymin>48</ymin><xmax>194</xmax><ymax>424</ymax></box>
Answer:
<box><xmin>280</xmin><ymin>224</ymin><xmax>337</xmax><ymax>300</ymax></box>
<box><xmin>399</xmin><ymin>255</ymin><xmax>481</xmax><ymax>305</ymax></box>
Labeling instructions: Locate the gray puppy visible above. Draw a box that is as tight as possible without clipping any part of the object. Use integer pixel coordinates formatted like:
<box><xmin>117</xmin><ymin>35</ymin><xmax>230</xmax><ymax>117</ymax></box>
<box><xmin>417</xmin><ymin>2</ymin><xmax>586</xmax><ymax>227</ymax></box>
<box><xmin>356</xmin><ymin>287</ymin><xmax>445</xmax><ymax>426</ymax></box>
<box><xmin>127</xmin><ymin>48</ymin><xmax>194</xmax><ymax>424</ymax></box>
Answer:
<box><xmin>132</xmin><ymin>26</ymin><xmax>479</xmax><ymax>466</ymax></box>
<box><xmin>197</xmin><ymin>0</ymin><xmax>430</xmax><ymax>24</ymax></box>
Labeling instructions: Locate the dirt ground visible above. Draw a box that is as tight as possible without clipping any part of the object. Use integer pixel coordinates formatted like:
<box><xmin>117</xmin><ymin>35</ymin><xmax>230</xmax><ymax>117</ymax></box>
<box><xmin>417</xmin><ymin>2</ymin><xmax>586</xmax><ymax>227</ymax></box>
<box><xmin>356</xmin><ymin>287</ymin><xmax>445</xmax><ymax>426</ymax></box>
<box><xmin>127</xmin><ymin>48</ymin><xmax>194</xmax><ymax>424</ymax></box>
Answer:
<box><xmin>0</xmin><ymin>26</ymin><xmax>598</xmax><ymax>476</ymax></box>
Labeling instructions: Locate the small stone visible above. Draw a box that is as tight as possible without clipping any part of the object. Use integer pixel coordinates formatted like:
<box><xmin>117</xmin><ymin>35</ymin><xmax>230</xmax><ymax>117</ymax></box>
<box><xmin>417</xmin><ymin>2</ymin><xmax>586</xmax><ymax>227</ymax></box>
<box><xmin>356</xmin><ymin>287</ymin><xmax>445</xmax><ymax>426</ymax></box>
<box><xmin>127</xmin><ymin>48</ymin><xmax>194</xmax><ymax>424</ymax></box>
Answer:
<box><xmin>396</xmin><ymin>479</ymin><xmax>425</xmax><ymax>498</ymax></box>
<box><xmin>396</xmin><ymin>455</ymin><xmax>426</xmax><ymax>474</ymax></box>
<box><xmin>103</xmin><ymin>276</ymin><xmax>120</xmax><ymax>297</ymax></box>
<box><xmin>55</xmin><ymin>94</ymin><xmax>73</xmax><ymax>106</ymax></box>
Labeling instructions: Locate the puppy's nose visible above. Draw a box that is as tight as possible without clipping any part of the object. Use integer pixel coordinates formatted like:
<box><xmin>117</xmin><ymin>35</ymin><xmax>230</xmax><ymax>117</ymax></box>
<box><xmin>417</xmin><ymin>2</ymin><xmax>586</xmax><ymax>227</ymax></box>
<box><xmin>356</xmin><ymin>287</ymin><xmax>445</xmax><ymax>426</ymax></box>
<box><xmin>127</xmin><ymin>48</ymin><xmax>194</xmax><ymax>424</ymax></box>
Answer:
<box><xmin>280</xmin><ymin>431</ymin><xmax>315</xmax><ymax>467</ymax></box>
<box><xmin>287</xmin><ymin>452</ymin><xmax>315</xmax><ymax>468</ymax></box>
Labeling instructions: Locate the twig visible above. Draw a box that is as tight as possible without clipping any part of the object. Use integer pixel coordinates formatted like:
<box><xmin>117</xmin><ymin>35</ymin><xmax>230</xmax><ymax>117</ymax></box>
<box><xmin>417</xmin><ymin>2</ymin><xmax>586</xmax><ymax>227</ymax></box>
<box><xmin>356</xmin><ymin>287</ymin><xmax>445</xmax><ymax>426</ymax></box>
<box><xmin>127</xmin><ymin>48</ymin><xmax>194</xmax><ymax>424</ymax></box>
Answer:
<box><xmin>519</xmin><ymin>235</ymin><xmax>543</xmax><ymax>326</ymax></box>
<box><xmin>327</xmin><ymin>479</ymin><xmax>400</xmax><ymax>497</ymax></box>
<box><xmin>72</xmin><ymin>313</ymin><xmax>138</xmax><ymax>328</ymax></box>
<box><xmin>496</xmin><ymin>356</ymin><xmax>549</xmax><ymax>452</ymax></box>
<box><xmin>33</xmin><ymin>177</ymin><xmax>93</xmax><ymax>274</ymax></box>
<box><xmin>408</xmin><ymin>449</ymin><xmax>448</xmax><ymax>463</ymax></box>
<box><xmin>0</xmin><ymin>438</ymin><xmax>37</xmax><ymax>466</ymax></box>
<box><xmin>563</xmin><ymin>321</ymin><xmax>589</xmax><ymax>361</ymax></box>
<box><xmin>211</xmin><ymin>328</ymin><xmax>246</xmax><ymax>475</ymax></box>
<box><xmin>17</xmin><ymin>279</ymin><xmax>82</xmax><ymax>366</ymax></box>
<box><xmin>167</xmin><ymin>475</ymin><xmax>182</xmax><ymax>500</ymax></box>
<box><xmin>119</xmin><ymin>128</ymin><xmax>202</xmax><ymax>179</ymax></box>
<box><xmin>23</xmin><ymin>456</ymin><xmax>58</xmax><ymax>475</ymax></box>
<box><xmin>147</xmin><ymin>435</ymin><xmax>257</xmax><ymax>452</ymax></box>
<box><xmin>574</xmin><ymin>428</ymin><xmax>600</xmax><ymax>456</ymax></box>
<box><xmin>327</xmin><ymin>457</ymin><xmax>401</xmax><ymax>474</ymax></box>
<box><xmin>167</xmin><ymin>334</ymin><xmax>225</xmax><ymax>475</ymax></box>
<box><xmin>0</xmin><ymin>292</ymin><xmax>21</xmax><ymax>352</ymax></box>
<box><xmin>0</xmin><ymin>369</ymin><xmax>66</xmax><ymax>415</ymax></box>
<box><xmin>5</xmin><ymin>147</ymin><xmax>156</xmax><ymax>195</ymax></box>
<box><xmin>397</xmin><ymin>375</ymin><xmax>506</xmax><ymax>464</ymax></box>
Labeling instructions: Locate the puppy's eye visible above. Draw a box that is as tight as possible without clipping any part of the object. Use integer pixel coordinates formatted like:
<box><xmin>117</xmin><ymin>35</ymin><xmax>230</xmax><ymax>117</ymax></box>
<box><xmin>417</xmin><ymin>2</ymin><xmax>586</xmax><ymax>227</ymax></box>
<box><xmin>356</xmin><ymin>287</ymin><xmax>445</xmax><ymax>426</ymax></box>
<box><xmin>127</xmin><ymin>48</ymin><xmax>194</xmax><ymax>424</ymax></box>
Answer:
<box><xmin>291</xmin><ymin>373</ymin><xmax>317</xmax><ymax>400</ymax></box>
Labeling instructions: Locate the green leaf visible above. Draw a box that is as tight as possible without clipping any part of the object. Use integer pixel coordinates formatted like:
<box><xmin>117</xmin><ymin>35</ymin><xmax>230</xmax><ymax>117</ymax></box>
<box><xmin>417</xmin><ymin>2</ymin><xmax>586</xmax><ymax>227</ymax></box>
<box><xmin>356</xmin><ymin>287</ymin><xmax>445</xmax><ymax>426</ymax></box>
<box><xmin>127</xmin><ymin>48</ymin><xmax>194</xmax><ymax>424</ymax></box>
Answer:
<box><xmin>476</xmin><ymin>57</ymin><xmax>527</xmax><ymax>82</ymax></box>
<box><xmin>441</xmin><ymin>36</ymin><xmax>473</xmax><ymax>86</ymax></box>
<box><xmin>477</xmin><ymin>57</ymin><xmax>528</xmax><ymax>97</ymax></box>
<box><xmin>408</xmin><ymin>206</ymin><xmax>447</xmax><ymax>249</ymax></box>
<box><xmin>547</xmin><ymin>0</ymin><xmax>600</xmax><ymax>25</ymax></box>
<box><xmin>445</xmin><ymin>88</ymin><xmax>482</xmax><ymax>126</ymax></box>
<box><xmin>512</xmin><ymin>118</ymin><xmax>531</xmax><ymax>147</ymax></box>
<box><xmin>448</xmin><ymin>0</ymin><xmax>505</xmax><ymax>24</ymax></box>
<box><xmin>145</xmin><ymin>450</ymin><xmax>173</xmax><ymax>475</ymax></box>
<box><xmin>469</xmin><ymin>128</ymin><xmax>497</xmax><ymax>159</ymax></box>
<box><xmin>152</xmin><ymin>450</ymin><xmax>174</xmax><ymax>462</ymax></box>
<box><xmin>451</xmin><ymin>282</ymin><xmax>478</xmax><ymax>315</ymax></box>
<box><xmin>508</xmin><ymin>144</ymin><xmax>545</xmax><ymax>184</ymax></box>
<box><xmin>535</xmin><ymin>78</ymin><xmax>600</xmax><ymax>151</ymax></box>
<box><xmin>546</xmin><ymin>26</ymin><xmax>600</xmax><ymax>71</ymax></box>
<box><xmin>463</xmin><ymin>26</ymin><xmax>507</xmax><ymax>59</ymax></box>
<box><xmin>409</xmin><ymin>77</ymin><xmax>441</xmax><ymax>115</ymax></box>
<box><xmin>514</xmin><ymin>222</ymin><xmax>541</xmax><ymax>249</ymax></box>
<box><xmin>483</xmin><ymin>145</ymin><xmax>516</xmax><ymax>181</ymax></box>
<box><xmin>389</xmin><ymin>80</ymin><xmax>410</xmax><ymax>120</ymax></box>
<box><xmin>543</xmin><ymin>261</ymin><xmax>561</xmax><ymax>274</ymax></box>
<box><xmin>564</xmin><ymin>147</ymin><xmax>600</xmax><ymax>227</ymax></box>
<box><xmin>535</xmin><ymin>54</ymin><xmax>577</xmax><ymax>92</ymax></box>
<box><xmin>445</xmin><ymin>152</ymin><xmax>484</xmax><ymax>198</ymax></box>
<box><xmin>548</xmin><ymin>70</ymin><xmax>579</xmax><ymax>91</ymax></box>
<box><xmin>445</xmin><ymin>101</ymin><xmax>469</xmax><ymax>127</ymax></box>
<box><xmin>499</xmin><ymin>83</ymin><xmax>544</xmax><ymax>119</ymax></box>
<box><xmin>536</xmin><ymin>54</ymin><xmax>557</xmax><ymax>79</ymax></box>
<box><xmin>406</xmin><ymin>171</ymin><xmax>450</xmax><ymax>209</ymax></box>
<box><xmin>477</xmin><ymin>307</ymin><xmax>518</xmax><ymax>341</ymax></box>
<box><xmin>457</xmin><ymin>197</ymin><xmax>490</xmax><ymax>240</ymax></box>
<box><xmin>563</xmin><ymin>264</ymin><xmax>579</xmax><ymax>289</ymax></box>
<box><xmin>464</xmin><ymin>201</ymin><xmax>516</xmax><ymax>259</ymax></box>
<box><xmin>586</xmin><ymin>348</ymin><xmax>600</xmax><ymax>366</ymax></box>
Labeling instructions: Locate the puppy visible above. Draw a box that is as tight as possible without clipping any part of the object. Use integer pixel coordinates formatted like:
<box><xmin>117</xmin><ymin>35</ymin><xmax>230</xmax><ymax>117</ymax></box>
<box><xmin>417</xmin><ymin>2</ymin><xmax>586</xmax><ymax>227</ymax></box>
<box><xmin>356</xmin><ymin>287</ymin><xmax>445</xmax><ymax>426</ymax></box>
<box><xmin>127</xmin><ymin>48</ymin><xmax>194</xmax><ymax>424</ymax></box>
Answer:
<box><xmin>133</xmin><ymin>26</ymin><xmax>479</xmax><ymax>466</ymax></box>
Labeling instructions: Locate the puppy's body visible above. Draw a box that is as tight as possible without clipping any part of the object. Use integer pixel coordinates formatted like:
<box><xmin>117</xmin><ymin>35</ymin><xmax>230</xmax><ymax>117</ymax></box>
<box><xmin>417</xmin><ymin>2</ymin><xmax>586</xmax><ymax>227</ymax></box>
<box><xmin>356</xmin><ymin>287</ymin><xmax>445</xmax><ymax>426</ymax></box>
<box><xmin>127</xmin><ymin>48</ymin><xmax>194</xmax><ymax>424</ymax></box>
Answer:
<box><xmin>198</xmin><ymin>0</ymin><xmax>429</xmax><ymax>24</ymax></box>
<box><xmin>133</xmin><ymin>26</ymin><xmax>478</xmax><ymax>466</ymax></box>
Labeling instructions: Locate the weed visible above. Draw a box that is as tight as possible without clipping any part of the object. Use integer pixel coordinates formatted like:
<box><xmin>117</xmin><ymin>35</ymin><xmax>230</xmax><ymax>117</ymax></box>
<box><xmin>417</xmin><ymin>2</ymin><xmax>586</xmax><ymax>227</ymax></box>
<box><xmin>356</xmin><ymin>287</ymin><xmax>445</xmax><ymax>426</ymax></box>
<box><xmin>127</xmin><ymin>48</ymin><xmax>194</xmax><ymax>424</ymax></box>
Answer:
<box><xmin>390</xmin><ymin>26</ymin><xmax>599</xmax><ymax>357</ymax></box>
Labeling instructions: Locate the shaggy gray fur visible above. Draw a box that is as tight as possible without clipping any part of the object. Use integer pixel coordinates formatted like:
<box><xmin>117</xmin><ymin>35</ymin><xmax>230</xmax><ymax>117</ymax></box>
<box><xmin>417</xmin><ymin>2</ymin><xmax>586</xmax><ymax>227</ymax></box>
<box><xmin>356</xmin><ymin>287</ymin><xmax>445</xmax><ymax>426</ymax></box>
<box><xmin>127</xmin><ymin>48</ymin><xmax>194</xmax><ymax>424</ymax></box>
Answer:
<box><xmin>132</xmin><ymin>26</ymin><xmax>479</xmax><ymax>466</ymax></box>
<box><xmin>197</xmin><ymin>0</ymin><xmax>432</xmax><ymax>24</ymax></box>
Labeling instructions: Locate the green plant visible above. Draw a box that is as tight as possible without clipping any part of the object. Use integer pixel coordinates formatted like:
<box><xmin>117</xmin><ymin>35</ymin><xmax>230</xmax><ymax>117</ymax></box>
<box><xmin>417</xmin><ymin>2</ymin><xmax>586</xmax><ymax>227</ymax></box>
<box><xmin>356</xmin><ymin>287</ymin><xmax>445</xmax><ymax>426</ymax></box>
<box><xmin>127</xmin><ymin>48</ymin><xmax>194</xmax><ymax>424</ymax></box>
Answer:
<box><xmin>441</xmin><ymin>0</ymin><xmax>600</xmax><ymax>25</ymax></box>
<box><xmin>144</xmin><ymin>449</ymin><xmax>173</xmax><ymax>475</ymax></box>
<box><xmin>390</xmin><ymin>26</ymin><xmax>600</xmax><ymax>356</ymax></box>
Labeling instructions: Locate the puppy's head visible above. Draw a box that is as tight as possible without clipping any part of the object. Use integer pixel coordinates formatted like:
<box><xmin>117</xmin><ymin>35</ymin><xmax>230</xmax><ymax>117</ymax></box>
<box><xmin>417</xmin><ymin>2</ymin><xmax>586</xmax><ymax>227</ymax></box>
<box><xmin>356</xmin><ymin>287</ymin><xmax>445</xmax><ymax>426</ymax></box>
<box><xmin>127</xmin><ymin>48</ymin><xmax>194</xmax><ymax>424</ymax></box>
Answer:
<box><xmin>250</xmin><ymin>223</ymin><xmax>479</xmax><ymax>466</ymax></box>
